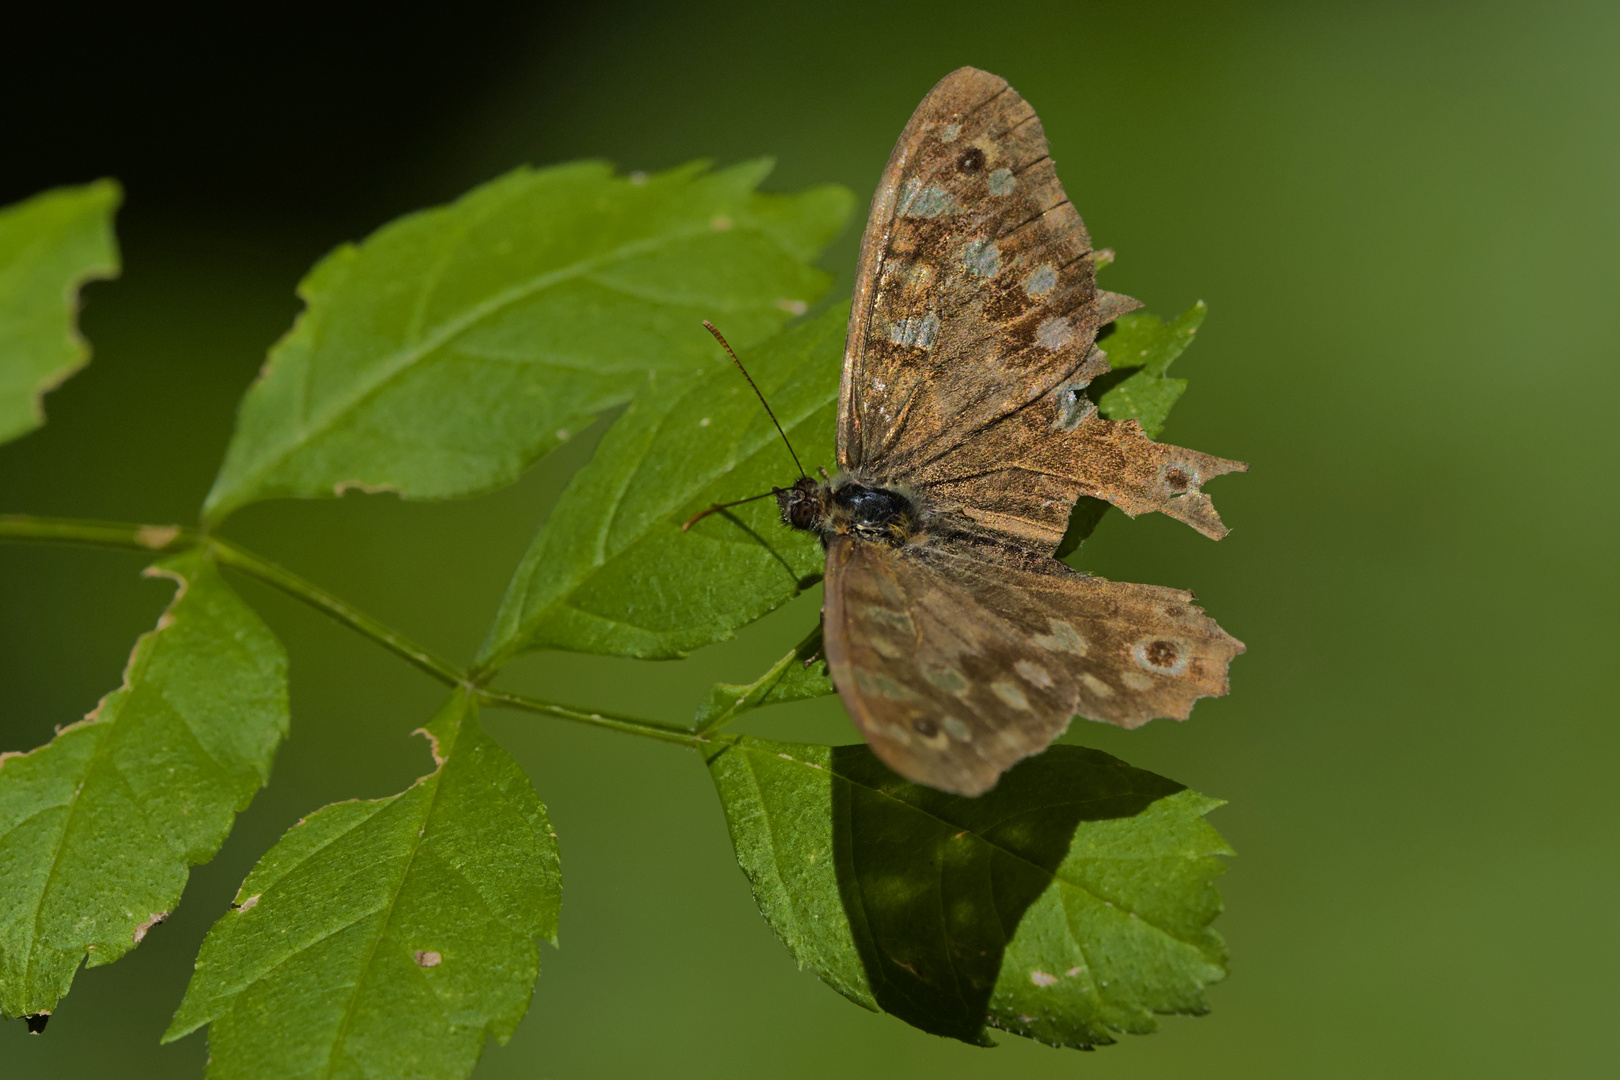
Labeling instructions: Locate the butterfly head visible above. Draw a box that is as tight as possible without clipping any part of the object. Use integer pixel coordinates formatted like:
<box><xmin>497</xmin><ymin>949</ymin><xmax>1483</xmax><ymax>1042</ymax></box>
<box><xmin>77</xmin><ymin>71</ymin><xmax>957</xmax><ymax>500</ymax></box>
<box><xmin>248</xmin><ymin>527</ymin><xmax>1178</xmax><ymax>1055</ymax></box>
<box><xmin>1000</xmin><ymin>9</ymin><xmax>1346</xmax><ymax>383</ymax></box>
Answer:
<box><xmin>774</xmin><ymin>476</ymin><xmax>828</xmax><ymax>533</ymax></box>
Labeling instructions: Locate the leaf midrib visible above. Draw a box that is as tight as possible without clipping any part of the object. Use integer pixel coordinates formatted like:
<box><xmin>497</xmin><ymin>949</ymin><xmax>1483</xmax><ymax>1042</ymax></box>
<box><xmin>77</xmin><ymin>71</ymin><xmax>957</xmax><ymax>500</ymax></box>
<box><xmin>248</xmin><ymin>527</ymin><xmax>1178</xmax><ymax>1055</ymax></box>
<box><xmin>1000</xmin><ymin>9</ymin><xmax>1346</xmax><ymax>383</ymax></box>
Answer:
<box><xmin>318</xmin><ymin>786</ymin><xmax>438</xmax><ymax>1080</ymax></box>
<box><xmin>217</xmin><ymin>218</ymin><xmax>785</xmax><ymax>514</ymax></box>
<box><xmin>505</xmin><ymin>380</ymin><xmax>833</xmax><ymax>651</ymax></box>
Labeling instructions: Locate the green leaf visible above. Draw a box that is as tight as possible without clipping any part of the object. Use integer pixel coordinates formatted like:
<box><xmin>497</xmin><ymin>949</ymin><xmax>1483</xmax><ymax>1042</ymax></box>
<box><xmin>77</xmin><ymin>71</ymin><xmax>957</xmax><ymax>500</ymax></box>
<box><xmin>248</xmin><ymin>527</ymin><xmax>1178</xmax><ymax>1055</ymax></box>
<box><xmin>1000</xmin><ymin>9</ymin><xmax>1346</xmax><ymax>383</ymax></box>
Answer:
<box><xmin>693</xmin><ymin>627</ymin><xmax>830</xmax><ymax>733</ymax></box>
<box><xmin>705</xmin><ymin>735</ymin><xmax>1229</xmax><ymax>1049</ymax></box>
<box><xmin>478</xmin><ymin>304</ymin><xmax>846</xmax><ymax>668</ymax></box>
<box><xmin>203</xmin><ymin>160</ymin><xmax>851</xmax><ymax>523</ymax></box>
<box><xmin>166</xmin><ymin>691</ymin><xmax>561</xmax><ymax>1080</ymax></box>
<box><xmin>1093</xmin><ymin>301</ymin><xmax>1204</xmax><ymax>440</ymax></box>
<box><xmin>0</xmin><ymin>180</ymin><xmax>121</xmax><ymax>445</ymax></box>
<box><xmin>0</xmin><ymin>549</ymin><xmax>287</xmax><ymax>1019</ymax></box>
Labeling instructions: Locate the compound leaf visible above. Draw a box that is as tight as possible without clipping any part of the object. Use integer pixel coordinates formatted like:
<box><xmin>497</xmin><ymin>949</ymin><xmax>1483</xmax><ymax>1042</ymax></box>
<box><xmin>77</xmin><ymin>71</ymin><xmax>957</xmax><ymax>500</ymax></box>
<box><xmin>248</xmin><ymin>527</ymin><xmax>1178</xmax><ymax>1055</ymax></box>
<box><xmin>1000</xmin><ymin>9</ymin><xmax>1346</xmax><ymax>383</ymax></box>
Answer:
<box><xmin>165</xmin><ymin>691</ymin><xmax>561</xmax><ymax>1080</ymax></box>
<box><xmin>203</xmin><ymin>160</ymin><xmax>850</xmax><ymax>523</ymax></box>
<box><xmin>706</xmin><ymin>734</ymin><xmax>1229</xmax><ymax>1049</ymax></box>
<box><xmin>0</xmin><ymin>549</ymin><xmax>287</xmax><ymax>1019</ymax></box>
<box><xmin>478</xmin><ymin>304</ymin><xmax>845</xmax><ymax>668</ymax></box>
<box><xmin>0</xmin><ymin>180</ymin><xmax>121</xmax><ymax>445</ymax></box>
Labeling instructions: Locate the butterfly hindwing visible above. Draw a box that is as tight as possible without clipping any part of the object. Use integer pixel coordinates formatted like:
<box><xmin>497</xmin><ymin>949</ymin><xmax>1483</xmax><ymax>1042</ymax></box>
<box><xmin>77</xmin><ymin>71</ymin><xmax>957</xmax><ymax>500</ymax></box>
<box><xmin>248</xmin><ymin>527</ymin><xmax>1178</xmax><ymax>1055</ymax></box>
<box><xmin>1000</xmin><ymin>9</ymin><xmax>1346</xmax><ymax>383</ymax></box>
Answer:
<box><xmin>823</xmin><ymin>536</ymin><xmax>1245</xmax><ymax>796</ymax></box>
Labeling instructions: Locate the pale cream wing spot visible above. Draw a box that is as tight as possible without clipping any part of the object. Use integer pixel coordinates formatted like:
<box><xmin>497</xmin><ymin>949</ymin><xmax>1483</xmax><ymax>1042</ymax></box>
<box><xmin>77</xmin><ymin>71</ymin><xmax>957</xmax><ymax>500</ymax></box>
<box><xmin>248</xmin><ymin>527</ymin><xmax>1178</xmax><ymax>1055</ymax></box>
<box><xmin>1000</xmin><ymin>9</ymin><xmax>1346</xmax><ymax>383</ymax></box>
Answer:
<box><xmin>990</xmin><ymin>680</ymin><xmax>1031</xmax><ymax>710</ymax></box>
<box><xmin>1014</xmin><ymin>659</ymin><xmax>1054</xmax><ymax>689</ymax></box>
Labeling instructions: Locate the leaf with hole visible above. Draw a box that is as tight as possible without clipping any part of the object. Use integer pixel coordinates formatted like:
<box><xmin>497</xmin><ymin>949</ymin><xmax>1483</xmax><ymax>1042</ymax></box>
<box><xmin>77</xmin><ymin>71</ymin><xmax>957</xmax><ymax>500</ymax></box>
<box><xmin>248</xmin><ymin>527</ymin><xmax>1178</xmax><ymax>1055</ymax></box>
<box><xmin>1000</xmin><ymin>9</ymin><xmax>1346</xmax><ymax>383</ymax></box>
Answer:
<box><xmin>203</xmin><ymin>160</ymin><xmax>851</xmax><ymax>523</ymax></box>
<box><xmin>165</xmin><ymin>691</ymin><xmax>561</xmax><ymax>1080</ymax></box>
<box><xmin>0</xmin><ymin>550</ymin><xmax>287</xmax><ymax>1019</ymax></box>
<box><xmin>706</xmin><ymin>734</ymin><xmax>1229</xmax><ymax>1048</ymax></box>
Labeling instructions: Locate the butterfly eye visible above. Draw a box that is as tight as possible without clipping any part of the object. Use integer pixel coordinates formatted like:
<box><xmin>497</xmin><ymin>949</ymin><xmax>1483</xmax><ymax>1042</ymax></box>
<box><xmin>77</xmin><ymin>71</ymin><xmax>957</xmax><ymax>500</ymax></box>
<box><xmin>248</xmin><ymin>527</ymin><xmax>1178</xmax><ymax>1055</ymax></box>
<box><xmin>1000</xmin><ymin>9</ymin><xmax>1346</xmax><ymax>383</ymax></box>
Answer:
<box><xmin>956</xmin><ymin>147</ymin><xmax>986</xmax><ymax>172</ymax></box>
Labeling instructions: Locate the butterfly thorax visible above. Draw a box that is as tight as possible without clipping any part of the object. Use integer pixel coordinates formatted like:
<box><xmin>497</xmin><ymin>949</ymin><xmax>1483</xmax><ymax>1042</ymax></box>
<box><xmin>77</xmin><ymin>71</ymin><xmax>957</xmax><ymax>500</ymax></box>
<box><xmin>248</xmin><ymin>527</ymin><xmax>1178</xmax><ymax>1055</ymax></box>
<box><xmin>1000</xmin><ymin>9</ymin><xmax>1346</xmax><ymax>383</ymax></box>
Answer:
<box><xmin>775</xmin><ymin>475</ymin><xmax>921</xmax><ymax>548</ymax></box>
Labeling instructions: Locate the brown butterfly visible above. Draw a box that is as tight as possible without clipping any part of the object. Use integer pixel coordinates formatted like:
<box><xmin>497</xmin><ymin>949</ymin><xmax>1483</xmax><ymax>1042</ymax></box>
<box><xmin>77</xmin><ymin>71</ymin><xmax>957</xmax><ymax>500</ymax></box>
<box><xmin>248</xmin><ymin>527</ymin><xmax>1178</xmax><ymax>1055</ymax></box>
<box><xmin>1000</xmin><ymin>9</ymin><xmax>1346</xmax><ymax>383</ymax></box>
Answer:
<box><xmin>716</xmin><ymin>67</ymin><xmax>1246</xmax><ymax>796</ymax></box>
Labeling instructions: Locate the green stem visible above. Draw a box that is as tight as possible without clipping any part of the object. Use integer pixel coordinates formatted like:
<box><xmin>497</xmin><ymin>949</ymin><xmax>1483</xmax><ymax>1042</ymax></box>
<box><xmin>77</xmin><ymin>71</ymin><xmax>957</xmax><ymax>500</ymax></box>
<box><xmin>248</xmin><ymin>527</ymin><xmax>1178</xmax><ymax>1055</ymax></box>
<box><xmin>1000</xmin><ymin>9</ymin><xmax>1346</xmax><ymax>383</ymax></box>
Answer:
<box><xmin>204</xmin><ymin>537</ymin><xmax>466</xmax><ymax>689</ymax></box>
<box><xmin>0</xmin><ymin>514</ymin><xmax>702</xmax><ymax>748</ymax></box>
<box><xmin>0</xmin><ymin>514</ymin><xmax>198</xmax><ymax>552</ymax></box>
<box><xmin>477</xmin><ymin>688</ymin><xmax>704</xmax><ymax>748</ymax></box>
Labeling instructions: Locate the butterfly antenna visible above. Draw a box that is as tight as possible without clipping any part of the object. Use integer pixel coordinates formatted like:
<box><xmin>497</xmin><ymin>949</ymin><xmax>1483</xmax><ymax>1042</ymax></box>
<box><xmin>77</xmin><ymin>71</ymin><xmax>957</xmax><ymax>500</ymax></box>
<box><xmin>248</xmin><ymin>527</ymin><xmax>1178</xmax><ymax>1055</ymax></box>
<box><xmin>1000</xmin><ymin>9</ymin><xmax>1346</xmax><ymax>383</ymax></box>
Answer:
<box><xmin>703</xmin><ymin>320</ymin><xmax>807</xmax><ymax>479</ymax></box>
<box><xmin>682</xmin><ymin>489</ymin><xmax>779</xmax><ymax>532</ymax></box>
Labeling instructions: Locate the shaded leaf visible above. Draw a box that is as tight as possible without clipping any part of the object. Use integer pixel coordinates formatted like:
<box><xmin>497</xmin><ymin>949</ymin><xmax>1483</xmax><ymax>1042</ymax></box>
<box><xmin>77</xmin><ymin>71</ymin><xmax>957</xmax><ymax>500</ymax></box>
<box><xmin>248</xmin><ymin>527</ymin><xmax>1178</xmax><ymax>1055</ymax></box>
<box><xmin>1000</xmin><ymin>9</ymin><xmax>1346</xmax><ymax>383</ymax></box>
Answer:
<box><xmin>706</xmin><ymin>734</ymin><xmax>1229</xmax><ymax>1049</ymax></box>
<box><xmin>0</xmin><ymin>180</ymin><xmax>121</xmax><ymax>445</ymax></box>
<box><xmin>693</xmin><ymin>627</ymin><xmax>829</xmax><ymax>733</ymax></box>
<box><xmin>203</xmin><ymin>160</ymin><xmax>851</xmax><ymax>523</ymax></box>
<box><xmin>165</xmin><ymin>691</ymin><xmax>561</xmax><ymax>1080</ymax></box>
<box><xmin>478</xmin><ymin>305</ymin><xmax>846</xmax><ymax>668</ymax></box>
<box><xmin>0</xmin><ymin>550</ymin><xmax>287</xmax><ymax>1018</ymax></box>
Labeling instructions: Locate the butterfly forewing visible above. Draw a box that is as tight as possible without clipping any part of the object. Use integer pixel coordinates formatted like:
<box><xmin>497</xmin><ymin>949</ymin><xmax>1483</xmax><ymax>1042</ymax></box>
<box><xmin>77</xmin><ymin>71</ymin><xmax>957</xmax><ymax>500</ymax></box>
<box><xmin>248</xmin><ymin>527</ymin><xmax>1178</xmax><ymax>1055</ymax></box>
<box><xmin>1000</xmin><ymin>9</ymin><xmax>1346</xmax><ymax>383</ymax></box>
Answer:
<box><xmin>840</xmin><ymin>66</ymin><xmax>1245</xmax><ymax>550</ymax></box>
<box><xmin>824</xmin><ymin>537</ymin><xmax>1245</xmax><ymax>796</ymax></box>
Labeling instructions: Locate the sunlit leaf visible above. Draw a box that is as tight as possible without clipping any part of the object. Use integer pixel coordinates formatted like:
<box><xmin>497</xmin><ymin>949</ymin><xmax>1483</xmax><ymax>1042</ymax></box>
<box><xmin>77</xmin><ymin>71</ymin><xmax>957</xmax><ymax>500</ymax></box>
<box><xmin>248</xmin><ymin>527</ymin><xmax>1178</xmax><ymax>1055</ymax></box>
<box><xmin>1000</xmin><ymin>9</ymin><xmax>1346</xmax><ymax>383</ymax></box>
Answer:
<box><xmin>0</xmin><ymin>180</ymin><xmax>121</xmax><ymax>445</ymax></box>
<box><xmin>1093</xmin><ymin>301</ymin><xmax>1204</xmax><ymax>439</ymax></box>
<box><xmin>203</xmin><ymin>160</ymin><xmax>851</xmax><ymax>523</ymax></box>
<box><xmin>165</xmin><ymin>691</ymin><xmax>561</xmax><ymax>1080</ymax></box>
<box><xmin>0</xmin><ymin>550</ymin><xmax>287</xmax><ymax>1019</ymax></box>
<box><xmin>706</xmin><ymin>734</ymin><xmax>1229</xmax><ymax>1049</ymax></box>
<box><xmin>478</xmin><ymin>305</ymin><xmax>846</xmax><ymax>668</ymax></box>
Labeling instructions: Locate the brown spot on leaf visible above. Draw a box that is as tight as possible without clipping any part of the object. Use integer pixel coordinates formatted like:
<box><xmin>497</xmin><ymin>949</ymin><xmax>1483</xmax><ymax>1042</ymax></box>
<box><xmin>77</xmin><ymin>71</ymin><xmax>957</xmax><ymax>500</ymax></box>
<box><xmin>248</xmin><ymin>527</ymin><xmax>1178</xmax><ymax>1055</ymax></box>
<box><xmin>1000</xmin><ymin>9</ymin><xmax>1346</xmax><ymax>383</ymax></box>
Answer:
<box><xmin>132</xmin><ymin>911</ymin><xmax>169</xmax><ymax>943</ymax></box>
<box><xmin>135</xmin><ymin>524</ymin><xmax>181</xmax><ymax>549</ymax></box>
<box><xmin>415</xmin><ymin>950</ymin><xmax>442</xmax><ymax>967</ymax></box>
<box><xmin>236</xmin><ymin>894</ymin><xmax>260</xmax><ymax>912</ymax></box>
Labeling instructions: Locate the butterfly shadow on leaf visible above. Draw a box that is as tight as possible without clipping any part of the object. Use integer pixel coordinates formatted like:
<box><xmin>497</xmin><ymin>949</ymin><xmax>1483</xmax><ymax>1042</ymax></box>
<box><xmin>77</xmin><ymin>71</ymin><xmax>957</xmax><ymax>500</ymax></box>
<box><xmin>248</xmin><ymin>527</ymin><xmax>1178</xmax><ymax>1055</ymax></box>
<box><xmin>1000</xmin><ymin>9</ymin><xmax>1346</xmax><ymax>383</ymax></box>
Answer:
<box><xmin>827</xmin><ymin>743</ymin><xmax>1184</xmax><ymax>1044</ymax></box>
<box><xmin>704</xmin><ymin>507</ymin><xmax>820</xmax><ymax>590</ymax></box>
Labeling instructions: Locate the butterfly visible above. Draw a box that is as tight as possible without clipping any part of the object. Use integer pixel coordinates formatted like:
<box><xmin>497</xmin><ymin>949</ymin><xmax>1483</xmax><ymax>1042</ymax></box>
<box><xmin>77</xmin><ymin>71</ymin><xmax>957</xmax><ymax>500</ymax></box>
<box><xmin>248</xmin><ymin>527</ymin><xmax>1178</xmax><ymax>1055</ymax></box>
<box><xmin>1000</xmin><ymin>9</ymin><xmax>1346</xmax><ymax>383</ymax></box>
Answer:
<box><xmin>715</xmin><ymin>67</ymin><xmax>1246</xmax><ymax>796</ymax></box>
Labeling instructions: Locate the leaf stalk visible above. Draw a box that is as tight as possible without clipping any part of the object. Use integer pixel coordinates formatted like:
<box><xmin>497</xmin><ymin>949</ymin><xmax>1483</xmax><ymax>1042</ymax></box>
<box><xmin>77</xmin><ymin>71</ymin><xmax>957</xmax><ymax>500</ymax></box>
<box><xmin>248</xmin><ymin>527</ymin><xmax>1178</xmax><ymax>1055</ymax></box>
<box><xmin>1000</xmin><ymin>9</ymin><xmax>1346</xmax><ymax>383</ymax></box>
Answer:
<box><xmin>0</xmin><ymin>514</ymin><xmax>701</xmax><ymax>748</ymax></box>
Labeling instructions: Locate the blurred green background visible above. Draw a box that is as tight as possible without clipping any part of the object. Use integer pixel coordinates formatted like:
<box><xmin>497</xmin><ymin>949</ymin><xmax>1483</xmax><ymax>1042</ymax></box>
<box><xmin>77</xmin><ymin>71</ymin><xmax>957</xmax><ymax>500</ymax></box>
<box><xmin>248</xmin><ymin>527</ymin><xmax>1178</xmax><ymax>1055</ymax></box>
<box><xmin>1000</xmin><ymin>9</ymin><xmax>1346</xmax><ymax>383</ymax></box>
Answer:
<box><xmin>3</xmin><ymin>1</ymin><xmax>1615</xmax><ymax>1076</ymax></box>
